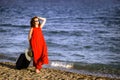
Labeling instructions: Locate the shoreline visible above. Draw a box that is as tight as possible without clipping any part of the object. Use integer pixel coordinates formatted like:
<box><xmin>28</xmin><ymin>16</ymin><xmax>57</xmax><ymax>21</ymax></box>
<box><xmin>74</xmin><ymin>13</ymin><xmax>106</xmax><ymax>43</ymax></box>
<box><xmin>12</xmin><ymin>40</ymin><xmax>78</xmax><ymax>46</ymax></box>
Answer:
<box><xmin>0</xmin><ymin>62</ymin><xmax>119</xmax><ymax>80</ymax></box>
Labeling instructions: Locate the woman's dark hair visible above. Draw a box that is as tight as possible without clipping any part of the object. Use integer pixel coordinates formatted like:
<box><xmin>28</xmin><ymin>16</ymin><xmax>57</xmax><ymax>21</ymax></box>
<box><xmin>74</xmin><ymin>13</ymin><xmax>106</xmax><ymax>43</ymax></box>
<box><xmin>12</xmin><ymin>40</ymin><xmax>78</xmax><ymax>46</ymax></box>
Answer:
<box><xmin>30</xmin><ymin>16</ymin><xmax>41</xmax><ymax>27</ymax></box>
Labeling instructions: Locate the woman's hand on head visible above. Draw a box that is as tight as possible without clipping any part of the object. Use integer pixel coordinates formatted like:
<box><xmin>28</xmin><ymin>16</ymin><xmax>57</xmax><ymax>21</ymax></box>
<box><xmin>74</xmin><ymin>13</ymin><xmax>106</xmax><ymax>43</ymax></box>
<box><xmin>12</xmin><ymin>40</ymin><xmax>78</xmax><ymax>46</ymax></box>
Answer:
<box><xmin>37</xmin><ymin>16</ymin><xmax>46</xmax><ymax>21</ymax></box>
<box><xmin>37</xmin><ymin>16</ymin><xmax>46</xmax><ymax>28</ymax></box>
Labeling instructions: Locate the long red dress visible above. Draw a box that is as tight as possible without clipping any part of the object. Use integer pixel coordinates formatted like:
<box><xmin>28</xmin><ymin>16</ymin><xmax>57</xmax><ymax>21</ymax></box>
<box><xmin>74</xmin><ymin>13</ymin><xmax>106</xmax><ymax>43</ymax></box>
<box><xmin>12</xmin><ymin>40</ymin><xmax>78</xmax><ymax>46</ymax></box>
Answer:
<box><xmin>30</xmin><ymin>27</ymin><xmax>49</xmax><ymax>69</ymax></box>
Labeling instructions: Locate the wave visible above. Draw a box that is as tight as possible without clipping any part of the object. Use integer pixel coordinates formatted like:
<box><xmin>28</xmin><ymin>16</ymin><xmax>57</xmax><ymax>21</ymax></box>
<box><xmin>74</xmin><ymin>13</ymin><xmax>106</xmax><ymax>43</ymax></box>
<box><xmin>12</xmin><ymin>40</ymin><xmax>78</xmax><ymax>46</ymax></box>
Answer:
<box><xmin>47</xmin><ymin>41</ymin><xmax>62</xmax><ymax>47</ymax></box>
<box><xmin>50</xmin><ymin>61</ymin><xmax>73</xmax><ymax>69</ymax></box>
<box><xmin>45</xmin><ymin>30</ymin><xmax>88</xmax><ymax>37</ymax></box>
<box><xmin>0</xmin><ymin>53</ymin><xmax>16</xmax><ymax>61</ymax></box>
<box><xmin>48</xmin><ymin>52</ymin><xmax>65</xmax><ymax>57</ymax></box>
<box><xmin>0</xmin><ymin>23</ymin><xmax>29</xmax><ymax>28</ymax></box>
<box><xmin>0</xmin><ymin>28</ymin><xmax>11</xmax><ymax>32</ymax></box>
<box><xmin>71</xmin><ymin>54</ymin><xmax>85</xmax><ymax>57</ymax></box>
<box><xmin>49</xmin><ymin>60</ymin><xmax>120</xmax><ymax>78</ymax></box>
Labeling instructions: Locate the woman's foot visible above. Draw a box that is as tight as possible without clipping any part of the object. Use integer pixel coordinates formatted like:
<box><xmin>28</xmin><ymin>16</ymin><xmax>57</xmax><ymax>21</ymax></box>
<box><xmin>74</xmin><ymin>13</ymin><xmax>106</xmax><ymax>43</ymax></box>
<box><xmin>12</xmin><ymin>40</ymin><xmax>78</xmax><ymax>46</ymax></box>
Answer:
<box><xmin>36</xmin><ymin>69</ymin><xmax>40</xmax><ymax>73</ymax></box>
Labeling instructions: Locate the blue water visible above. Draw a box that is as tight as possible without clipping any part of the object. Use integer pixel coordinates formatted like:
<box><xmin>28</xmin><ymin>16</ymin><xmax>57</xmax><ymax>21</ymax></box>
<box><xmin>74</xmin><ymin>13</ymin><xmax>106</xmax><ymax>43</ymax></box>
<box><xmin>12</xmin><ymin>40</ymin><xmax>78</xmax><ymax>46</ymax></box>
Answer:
<box><xmin>0</xmin><ymin>0</ymin><xmax>120</xmax><ymax>78</ymax></box>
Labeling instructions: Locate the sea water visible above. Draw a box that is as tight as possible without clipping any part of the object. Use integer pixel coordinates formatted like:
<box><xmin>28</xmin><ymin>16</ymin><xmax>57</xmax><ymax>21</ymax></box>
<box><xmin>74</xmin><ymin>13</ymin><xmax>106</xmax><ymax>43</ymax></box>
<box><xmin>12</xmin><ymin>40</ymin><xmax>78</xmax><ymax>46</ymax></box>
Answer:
<box><xmin>0</xmin><ymin>0</ymin><xmax>120</xmax><ymax>78</ymax></box>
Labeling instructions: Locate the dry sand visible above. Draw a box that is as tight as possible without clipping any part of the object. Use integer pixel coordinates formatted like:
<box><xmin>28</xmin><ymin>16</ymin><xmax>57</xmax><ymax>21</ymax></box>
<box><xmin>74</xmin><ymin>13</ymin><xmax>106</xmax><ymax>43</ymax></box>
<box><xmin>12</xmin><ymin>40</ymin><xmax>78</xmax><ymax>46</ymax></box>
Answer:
<box><xmin>0</xmin><ymin>62</ymin><xmax>119</xmax><ymax>80</ymax></box>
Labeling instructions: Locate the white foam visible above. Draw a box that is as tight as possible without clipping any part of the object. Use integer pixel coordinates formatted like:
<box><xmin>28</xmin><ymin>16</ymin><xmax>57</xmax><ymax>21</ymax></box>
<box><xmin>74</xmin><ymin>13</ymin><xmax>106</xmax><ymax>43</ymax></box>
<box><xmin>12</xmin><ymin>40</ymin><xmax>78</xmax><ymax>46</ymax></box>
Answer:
<box><xmin>51</xmin><ymin>61</ymin><xmax>73</xmax><ymax>69</ymax></box>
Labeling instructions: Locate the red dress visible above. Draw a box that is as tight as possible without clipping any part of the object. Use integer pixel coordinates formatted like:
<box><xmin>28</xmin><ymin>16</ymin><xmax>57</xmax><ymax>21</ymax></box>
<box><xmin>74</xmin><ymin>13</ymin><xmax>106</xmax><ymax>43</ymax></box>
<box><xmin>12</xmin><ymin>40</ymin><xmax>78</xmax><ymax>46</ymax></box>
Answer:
<box><xmin>30</xmin><ymin>27</ymin><xmax>49</xmax><ymax>69</ymax></box>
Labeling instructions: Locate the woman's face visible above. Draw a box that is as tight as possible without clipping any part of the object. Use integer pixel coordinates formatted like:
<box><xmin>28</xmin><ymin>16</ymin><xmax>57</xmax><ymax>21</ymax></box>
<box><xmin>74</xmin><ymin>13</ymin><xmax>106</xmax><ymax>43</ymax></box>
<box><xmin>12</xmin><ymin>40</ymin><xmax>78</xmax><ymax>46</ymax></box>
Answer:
<box><xmin>34</xmin><ymin>18</ymin><xmax>39</xmax><ymax>25</ymax></box>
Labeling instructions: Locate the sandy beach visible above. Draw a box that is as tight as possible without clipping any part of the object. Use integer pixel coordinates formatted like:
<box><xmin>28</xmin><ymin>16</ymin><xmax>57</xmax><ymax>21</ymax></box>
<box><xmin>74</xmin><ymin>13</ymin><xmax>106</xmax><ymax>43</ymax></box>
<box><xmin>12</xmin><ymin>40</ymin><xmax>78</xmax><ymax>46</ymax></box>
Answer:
<box><xmin>0</xmin><ymin>62</ymin><xmax>119</xmax><ymax>80</ymax></box>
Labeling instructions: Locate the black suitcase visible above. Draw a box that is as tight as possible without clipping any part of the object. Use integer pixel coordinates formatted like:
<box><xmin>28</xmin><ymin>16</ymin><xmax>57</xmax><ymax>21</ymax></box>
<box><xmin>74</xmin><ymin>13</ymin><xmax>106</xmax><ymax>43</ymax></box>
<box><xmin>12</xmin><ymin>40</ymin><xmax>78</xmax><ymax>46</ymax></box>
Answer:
<box><xmin>16</xmin><ymin>53</ymin><xmax>30</xmax><ymax>69</ymax></box>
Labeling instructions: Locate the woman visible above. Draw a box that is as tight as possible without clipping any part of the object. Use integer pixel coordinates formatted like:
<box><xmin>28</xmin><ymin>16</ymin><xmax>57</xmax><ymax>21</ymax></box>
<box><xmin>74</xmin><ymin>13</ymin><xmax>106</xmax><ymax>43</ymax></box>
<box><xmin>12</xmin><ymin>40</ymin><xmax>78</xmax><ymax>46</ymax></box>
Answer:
<box><xmin>28</xmin><ymin>16</ymin><xmax>49</xmax><ymax>73</ymax></box>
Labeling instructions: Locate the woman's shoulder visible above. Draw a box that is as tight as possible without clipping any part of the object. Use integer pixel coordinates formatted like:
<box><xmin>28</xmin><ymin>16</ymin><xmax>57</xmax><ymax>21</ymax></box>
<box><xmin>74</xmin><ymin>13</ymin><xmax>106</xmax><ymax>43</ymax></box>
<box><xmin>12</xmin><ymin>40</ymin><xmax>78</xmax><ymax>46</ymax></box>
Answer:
<box><xmin>30</xmin><ymin>27</ymin><xmax>34</xmax><ymax>31</ymax></box>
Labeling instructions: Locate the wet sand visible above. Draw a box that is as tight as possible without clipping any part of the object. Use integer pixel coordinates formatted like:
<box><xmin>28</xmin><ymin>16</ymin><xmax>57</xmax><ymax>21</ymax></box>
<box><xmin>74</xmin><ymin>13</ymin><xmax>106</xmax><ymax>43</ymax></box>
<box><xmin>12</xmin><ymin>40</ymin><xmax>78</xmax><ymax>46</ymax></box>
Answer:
<box><xmin>0</xmin><ymin>62</ymin><xmax>119</xmax><ymax>80</ymax></box>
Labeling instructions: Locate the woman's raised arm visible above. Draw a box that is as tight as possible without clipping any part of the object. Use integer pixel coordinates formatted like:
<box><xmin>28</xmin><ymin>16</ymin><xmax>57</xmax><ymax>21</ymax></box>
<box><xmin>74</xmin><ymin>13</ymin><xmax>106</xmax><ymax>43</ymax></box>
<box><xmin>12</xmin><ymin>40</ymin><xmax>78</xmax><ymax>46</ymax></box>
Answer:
<box><xmin>38</xmin><ymin>17</ymin><xmax>46</xmax><ymax>28</ymax></box>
